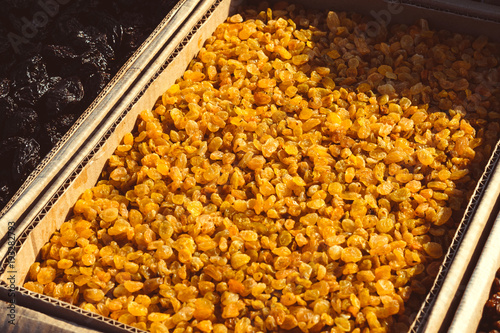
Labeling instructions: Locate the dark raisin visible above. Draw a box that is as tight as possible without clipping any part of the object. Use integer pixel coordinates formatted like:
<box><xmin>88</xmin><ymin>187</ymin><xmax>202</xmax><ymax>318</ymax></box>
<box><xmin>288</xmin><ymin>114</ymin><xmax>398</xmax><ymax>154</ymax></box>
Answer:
<box><xmin>42</xmin><ymin>45</ymin><xmax>81</xmax><ymax>76</ymax></box>
<box><xmin>14</xmin><ymin>76</ymin><xmax>61</xmax><ymax>107</ymax></box>
<box><xmin>0</xmin><ymin>184</ymin><xmax>11</xmax><ymax>209</ymax></box>
<box><xmin>82</xmin><ymin>71</ymin><xmax>110</xmax><ymax>103</ymax></box>
<box><xmin>495</xmin><ymin>278</ymin><xmax>500</xmax><ymax>290</ymax></box>
<box><xmin>2</xmin><ymin>107</ymin><xmax>39</xmax><ymax>139</ymax></box>
<box><xmin>0</xmin><ymin>78</ymin><xmax>10</xmax><ymax>98</ymax></box>
<box><xmin>0</xmin><ymin>137</ymin><xmax>40</xmax><ymax>185</ymax></box>
<box><xmin>43</xmin><ymin>77</ymin><xmax>84</xmax><ymax>117</ymax></box>
<box><xmin>79</xmin><ymin>48</ymin><xmax>109</xmax><ymax>72</ymax></box>
<box><xmin>38</xmin><ymin>113</ymin><xmax>78</xmax><ymax>152</ymax></box>
<box><xmin>11</xmin><ymin>55</ymin><xmax>48</xmax><ymax>88</ymax></box>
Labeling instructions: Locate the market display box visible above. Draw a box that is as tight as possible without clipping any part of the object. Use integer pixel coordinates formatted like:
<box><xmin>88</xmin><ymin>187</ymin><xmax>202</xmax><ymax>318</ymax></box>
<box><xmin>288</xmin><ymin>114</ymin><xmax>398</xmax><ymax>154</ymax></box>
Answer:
<box><xmin>0</xmin><ymin>0</ymin><xmax>499</xmax><ymax>332</ymax></box>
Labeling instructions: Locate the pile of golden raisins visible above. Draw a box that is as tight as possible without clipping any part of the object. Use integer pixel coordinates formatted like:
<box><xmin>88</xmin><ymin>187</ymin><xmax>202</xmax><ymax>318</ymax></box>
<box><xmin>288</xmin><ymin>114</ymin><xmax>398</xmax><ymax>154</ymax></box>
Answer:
<box><xmin>24</xmin><ymin>2</ymin><xmax>500</xmax><ymax>333</ymax></box>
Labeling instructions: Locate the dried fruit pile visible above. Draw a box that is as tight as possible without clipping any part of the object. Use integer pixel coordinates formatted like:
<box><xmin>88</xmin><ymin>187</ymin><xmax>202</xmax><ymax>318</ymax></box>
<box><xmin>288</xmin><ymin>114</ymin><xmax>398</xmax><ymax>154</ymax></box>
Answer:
<box><xmin>24</xmin><ymin>2</ymin><xmax>500</xmax><ymax>333</ymax></box>
<box><xmin>0</xmin><ymin>0</ymin><xmax>177</xmax><ymax>211</ymax></box>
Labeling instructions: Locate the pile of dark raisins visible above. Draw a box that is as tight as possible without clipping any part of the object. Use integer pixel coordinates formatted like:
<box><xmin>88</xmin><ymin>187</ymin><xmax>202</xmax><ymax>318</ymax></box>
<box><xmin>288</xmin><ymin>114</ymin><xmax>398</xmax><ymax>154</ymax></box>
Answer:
<box><xmin>479</xmin><ymin>269</ymin><xmax>500</xmax><ymax>332</ymax></box>
<box><xmin>0</xmin><ymin>0</ymin><xmax>178</xmax><ymax>211</ymax></box>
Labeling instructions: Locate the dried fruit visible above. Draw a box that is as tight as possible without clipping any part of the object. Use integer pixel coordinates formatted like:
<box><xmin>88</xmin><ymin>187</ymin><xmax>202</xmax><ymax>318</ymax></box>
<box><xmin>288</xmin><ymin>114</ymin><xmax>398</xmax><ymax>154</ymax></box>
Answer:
<box><xmin>24</xmin><ymin>4</ymin><xmax>498</xmax><ymax>333</ymax></box>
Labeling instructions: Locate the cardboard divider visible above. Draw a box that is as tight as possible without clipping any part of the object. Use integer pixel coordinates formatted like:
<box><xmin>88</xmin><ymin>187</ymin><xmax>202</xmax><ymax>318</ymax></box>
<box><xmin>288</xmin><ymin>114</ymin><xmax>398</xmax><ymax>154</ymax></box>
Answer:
<box><xmin>0</xmin><ymin>300</ymin><xmax>101</xmax><ymax>333</ymax></box>
<box><xmin>449</xmin><ymin>158</ymin><xmax>500</xmax><ymax>331</ymax></box>
<box><xmin>415</xmin><ymin>140</ymin><xmax>500</xmax><ymax>332</ymax></box>
<box><xmin>0</xmin><ymin>0</ymin><xmax>499</xmax><ymax>332</ymax></box>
